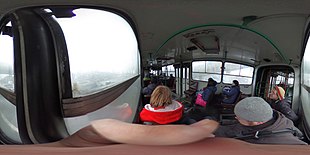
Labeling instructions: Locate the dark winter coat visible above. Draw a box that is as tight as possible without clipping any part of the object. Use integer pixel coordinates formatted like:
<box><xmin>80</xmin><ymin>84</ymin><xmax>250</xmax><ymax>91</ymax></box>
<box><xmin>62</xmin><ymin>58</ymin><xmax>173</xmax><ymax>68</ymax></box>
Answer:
<box><xmin>222</xmin><ymin>85</ymin><xmax>240</xmax><ymax>104</ymax></box>
<box><xmin>270</xmin><ymin>99</ymin><xmax>299</xmax><ymax>122</ymax></box>
<box><xmin>142</xmin><ymin>83</ymin><xmax>157</xmax><ymax>95</ymax></box>
<box><xmin>214</xmin><ymin>111</ymin><xmax>307</xmax><ymax>145</ymax></box>
<box><xmin>202</xmin><ymin>86</ymin><xmax>217</xmax><ymax>103</ymax></box>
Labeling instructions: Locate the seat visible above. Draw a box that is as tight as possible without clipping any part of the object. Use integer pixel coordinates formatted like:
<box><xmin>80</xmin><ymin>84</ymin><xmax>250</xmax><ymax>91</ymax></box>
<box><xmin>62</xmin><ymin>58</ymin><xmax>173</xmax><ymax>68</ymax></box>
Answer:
<box><xmin>167</xmin><ymin>78</ymin><xmax>176</xmax><ymax>93</ymax></box>
<box><xmin>219</xmin><ymin>92</ymin><xmax>242</xmax><ymax>122</ymax></box>
<box><xmin>184</xmin><ymin>80</ymin><xmax>198</xmax><ymax>98</ymax></box>
<box><xmin>142</xmin><ymin>94</ymin><xmax>151</xmax><ymax>106</ymax></box>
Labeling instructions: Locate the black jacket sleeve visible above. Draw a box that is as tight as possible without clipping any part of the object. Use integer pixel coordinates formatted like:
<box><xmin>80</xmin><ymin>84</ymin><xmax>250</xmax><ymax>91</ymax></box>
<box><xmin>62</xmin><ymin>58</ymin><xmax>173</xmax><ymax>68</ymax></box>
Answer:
<box><xmin>277</xmin><ymin>100</ymin><xmax>299</xmax><ymax>122</ymax></box>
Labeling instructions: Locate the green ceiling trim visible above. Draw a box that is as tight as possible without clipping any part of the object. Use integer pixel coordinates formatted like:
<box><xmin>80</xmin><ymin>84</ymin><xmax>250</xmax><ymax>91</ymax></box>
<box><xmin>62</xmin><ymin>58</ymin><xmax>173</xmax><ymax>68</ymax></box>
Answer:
<box><xmin>155</xmin><ymin>23</ymin><xmax>288</xmax><ymax>64</ymax></box>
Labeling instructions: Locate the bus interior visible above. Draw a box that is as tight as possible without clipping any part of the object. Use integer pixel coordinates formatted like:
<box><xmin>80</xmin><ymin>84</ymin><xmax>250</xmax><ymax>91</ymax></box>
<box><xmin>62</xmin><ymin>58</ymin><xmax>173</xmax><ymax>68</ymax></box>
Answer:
<box><xmin>0</xmin><ymin>0</ymin><xmax>309</xmax><ymax>154</ymax></box>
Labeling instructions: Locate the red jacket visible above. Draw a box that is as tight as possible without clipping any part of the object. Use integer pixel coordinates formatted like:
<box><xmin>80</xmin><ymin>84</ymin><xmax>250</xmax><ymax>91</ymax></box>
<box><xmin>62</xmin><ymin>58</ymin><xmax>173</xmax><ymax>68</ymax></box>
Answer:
<box><xmin>140</xmin><ymin>101</ymin><xmax>183</xmax><ymax>124</ymax></box>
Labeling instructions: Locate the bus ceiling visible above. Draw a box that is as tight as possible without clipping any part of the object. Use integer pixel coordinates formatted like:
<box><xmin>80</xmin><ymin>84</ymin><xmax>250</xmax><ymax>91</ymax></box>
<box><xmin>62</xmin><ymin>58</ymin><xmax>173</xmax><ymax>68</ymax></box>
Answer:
<box><xmin>153</xmin><ymin>24</ymin><xmax>288</xmax><ymax>67</ymax></box>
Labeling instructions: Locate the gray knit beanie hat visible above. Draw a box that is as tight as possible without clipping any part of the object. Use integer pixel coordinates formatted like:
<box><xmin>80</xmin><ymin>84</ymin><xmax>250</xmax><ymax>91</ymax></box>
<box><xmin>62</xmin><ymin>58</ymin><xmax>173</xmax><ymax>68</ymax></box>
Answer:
<box><xmin>234</xmin><ymin>97</ymin><xmax>273</xmax><ymax>122</ymax></box>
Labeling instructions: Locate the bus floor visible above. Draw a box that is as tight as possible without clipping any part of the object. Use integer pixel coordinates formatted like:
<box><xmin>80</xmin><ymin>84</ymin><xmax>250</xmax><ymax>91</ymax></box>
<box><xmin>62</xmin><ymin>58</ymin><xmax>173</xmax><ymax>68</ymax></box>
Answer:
<box><xmin>184</xmin><ymin>103</ymin><xmax>238</xmax><ymax>125</ymax></box>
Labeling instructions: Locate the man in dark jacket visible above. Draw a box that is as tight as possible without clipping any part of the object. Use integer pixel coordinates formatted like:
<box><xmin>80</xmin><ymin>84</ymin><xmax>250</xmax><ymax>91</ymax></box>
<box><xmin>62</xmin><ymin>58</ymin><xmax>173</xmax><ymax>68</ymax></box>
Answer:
<box><xmin>268</xmin><ymin>86</ymin><xmax>299</xmax><ymax>122</ymax></box>
<box><xmin>214</xmin><ymin>97</ymin><xmax>307</xmax><ymax>145</ymax></box>
<box><xmin>222</xmin><ymin>80</ymin><xmax>240</xmax><ymax>104</ymax></box>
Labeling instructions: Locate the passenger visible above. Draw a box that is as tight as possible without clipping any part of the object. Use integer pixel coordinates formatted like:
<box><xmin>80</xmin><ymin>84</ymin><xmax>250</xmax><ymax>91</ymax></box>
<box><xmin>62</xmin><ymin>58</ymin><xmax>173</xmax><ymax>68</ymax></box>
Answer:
<box><xmin>142</xmin><ymin>78</ymin><xmax>158</xmax><ymax>95</ymax></box>
<box><xmin>268</xmin><ymin>86</ymin><xmax>299</xmax><ymax>122</ymax></box>
<box><xmin>214</xmin><ymin>97</ymin><xmax>307</xmax><ymax>145</ymax></box>
<box><xmin>143</xmin><ymin>76</ymin><xmax>151</xmax><ymax>87</ymax></box>
<box><xmin>167</xmin><ymin>74</ymin><xmax>175</xmax><ymax>89</ymax></box>
<box><xmin>222</xmin><ymin>80</ymin><xmax>240</xmax><ymax>104</ymax></box>
<box><xmin>140</xmin><ymin>85</ymin><xmax>193</xmax><ymax>124</ymax></box>
<box><xmin>195</xmin><ymin>78</ymin><xmax>217</xmax><ymax>107</ymax></box>
<box><xmin>202</xmin><ymin>78</ymin><xmax>217</xmax><ymax>103</ymax></box>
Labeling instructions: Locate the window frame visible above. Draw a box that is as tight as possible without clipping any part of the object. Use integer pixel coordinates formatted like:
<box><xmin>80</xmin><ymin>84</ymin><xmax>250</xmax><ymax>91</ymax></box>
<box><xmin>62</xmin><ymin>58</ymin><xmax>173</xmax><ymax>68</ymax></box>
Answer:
<box><xmin>222</xmin><ymin>61</ymin><xmax>254</xmax><ymax>85</ymax></box>
<box><xmin>192</xmin><ymin>60</ymin><xmax>223</xmax><ymax>82</ymax></box>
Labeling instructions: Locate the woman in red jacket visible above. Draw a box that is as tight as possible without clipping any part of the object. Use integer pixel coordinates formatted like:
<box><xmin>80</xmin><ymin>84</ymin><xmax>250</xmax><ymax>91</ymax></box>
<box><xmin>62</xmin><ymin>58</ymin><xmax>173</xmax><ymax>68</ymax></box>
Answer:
<box><xmin>140</xmin><ymin>85</ymin><xmax>192</xmax><ymax>124</ymax></box>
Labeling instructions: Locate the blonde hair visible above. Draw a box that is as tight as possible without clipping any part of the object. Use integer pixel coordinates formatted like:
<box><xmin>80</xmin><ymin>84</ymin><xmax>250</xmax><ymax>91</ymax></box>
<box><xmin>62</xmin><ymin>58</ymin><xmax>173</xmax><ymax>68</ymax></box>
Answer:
<box><xmin>150</xmin><ymin>85</ymin><xmax>172</xmax><ymax>108</ymax></box>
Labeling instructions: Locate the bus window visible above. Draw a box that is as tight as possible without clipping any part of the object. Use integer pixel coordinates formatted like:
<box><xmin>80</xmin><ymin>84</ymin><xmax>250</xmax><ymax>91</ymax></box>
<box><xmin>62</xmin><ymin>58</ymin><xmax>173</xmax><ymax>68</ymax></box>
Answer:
<box><xmin>192</xmin><ymin>61</ymin><xmax>222</xmax><ymax>82</ymax></box>
<box><xmin>0</xmin><ymin>21</ymin><xmax>21</xmax><ymax>143</ymax></box>
<box><xmin>49</xmin><ymin>8</ymin><xmax>140</xmax><ymax>134</ymax></box>
<box><xmin>302</xmin><ymin>40</ymin><xmax>310</xmax><ymax>87</ymax></box>
<box><xmin>301</xmin><ymin>32</ymin><xmax>310</xmax><ymax>106</ymax></box>
<box><xmin>162</xmin><ymin>65</ymin><xmax>175</xmax><ymax>77</ymax></box>
<box><xmin>300</xmin><ymin>28</ymin><xmax>310</xmax><ymax>139</ymax></box>
<box><xmin>223</xmin><ymin>62</ymin><xmax>254</xmax><ymax>85</ymax></box>
<box><xmin>53</xmin><ymin>8</ymin><xmax>139</xmax><ymax>98</ymax></box>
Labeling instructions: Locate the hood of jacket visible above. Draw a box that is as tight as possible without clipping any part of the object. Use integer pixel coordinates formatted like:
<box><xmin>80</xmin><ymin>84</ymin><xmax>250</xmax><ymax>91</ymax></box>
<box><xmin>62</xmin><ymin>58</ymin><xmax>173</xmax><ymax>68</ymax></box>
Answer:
<box><xmin>140</xmin><ymin>100</ymin><xmax>183</xmax><ymax>124</ymax></box>
<box><xmin>261</xmin><ymin>111</ymin><xmax>295</xmax><ymax>131</ymax></box>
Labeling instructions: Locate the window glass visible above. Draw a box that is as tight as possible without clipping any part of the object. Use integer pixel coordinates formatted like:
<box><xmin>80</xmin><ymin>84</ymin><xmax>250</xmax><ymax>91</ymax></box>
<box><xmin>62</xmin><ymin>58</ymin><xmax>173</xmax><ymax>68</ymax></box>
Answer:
<box><xmin>0</xmin><ymin>23</ymin><xmax>14</xmax><ymax>92</ymax></box>
<box><xmin>53</xmin><ymin>9</ymin><xmax>139</xmax><ymax>97</ymax></box>
<box><xmin>275</xmin><ymin>74</ymin><xmax>294</xmax><ymax>86</ymax></box>
<box><xmin>223</xmin><ymin>62</ymin><xmax>254</xmax><ymax>85</ymax></box>
<box><xmin>192</xmin><ymin>61</ymin><xmax>222</xmax><ymax>82</ymax></box>
<box><xmin>183</xmin><ymin>68</ymin><xmax>189</xmax><ymax>79</ymax></box>
<box><xmin>168</xmin><ymin>65</ymin><xmax>175</xmax><ymax>77</ymax></box>
<box><xmin>287</xmin><ymin>73</ymin><xmax>294</xmax><ymax>85</ymax></box>
<box><xmin>162</xmin><ymin>65</ymin><xmax>175</xmax><ymax>77</ymax></box>
<box><xmin>192</xmin><ymin>61</ymin><xmax>205</xmax><ymax>72</ymax></box>
<box><xmin>303</xmin><ymin>36</ymin><xmax>310</xmax><ymax>87</ymax></box>
<box><xmin>0</xmin><ymin>22</ymin><xmax>21</xmax><ymax>142</ymax></box>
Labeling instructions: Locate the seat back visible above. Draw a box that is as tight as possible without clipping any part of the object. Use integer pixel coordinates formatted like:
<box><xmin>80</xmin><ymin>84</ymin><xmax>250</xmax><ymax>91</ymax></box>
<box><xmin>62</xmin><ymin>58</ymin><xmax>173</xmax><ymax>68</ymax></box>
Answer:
<box><xmin>184</xmin><ymin>80</ymin><xmax>198</xmax><ymax>97</ymax></box>
<box><xmin>207</xmin><ymin>91</ymin><xmax>215</xmax><ymax>103</ymax></box>
<box><xmin>234</xmin><ymin>91</ymin><xmax>242</xmax><ymax>104</ymax></box>
<box><xmin>142</xmin><ymin>94</ymin><xmax>151</xmax><ymax>105</ymax></box>
<box><xmin>218</xmin><ymin>92</ymin><xmax>242</xmax><ymax>122</ymax></box>
<box><xmin>220</xmin><ymin>91</ymin><xmax>241</xmax><ymax>107</ymax></box>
